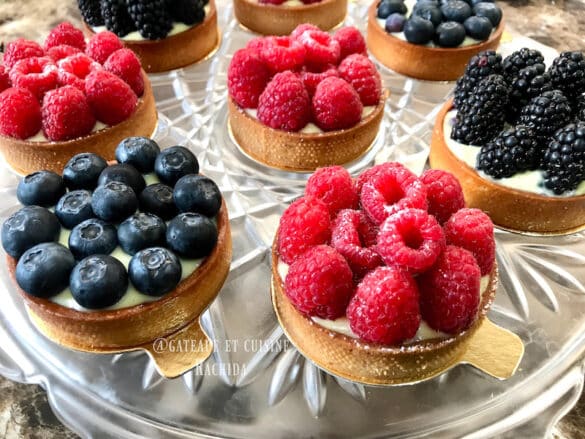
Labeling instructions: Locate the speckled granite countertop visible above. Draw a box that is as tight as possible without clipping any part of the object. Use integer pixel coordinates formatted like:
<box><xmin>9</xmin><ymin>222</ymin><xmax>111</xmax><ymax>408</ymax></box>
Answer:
<box><xmin>0</xmin><ymin>0</ymin><xmax>584</xmax><ymax>438</ymax></box>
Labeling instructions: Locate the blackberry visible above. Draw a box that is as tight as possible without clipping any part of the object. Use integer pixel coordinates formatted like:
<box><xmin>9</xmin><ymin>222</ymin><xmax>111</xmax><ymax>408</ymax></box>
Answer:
<box><xmin>542</xmin><ymin>122</ymin><xmax>585</xmax><ymax>194</ymax></box>
<box><xmin>518</xmin><ymin>90</ymin><xmax>572</xmax><ymax>147</ymax></box>
<box><xmin>453</xmin><ymin>50</ymin><xmax>503</xmax><ymax>109</ymax></box>
<box><xmin>168</xmin><ymin>0</ymin><xmax>205</xmax><ymax>26</ymax></box>
<box><xmin>100</xmin><ymin>0</ymin><xmax>136</xmax><ymax>37</ymax></box>
<box><xmin>502</xmin><ymin>48</ymin><xmax>544</xmax><ymax>82</ymax></box>
<box><xmin>577</xmin><ymin>93</ymin><xmax>585</xmax><ymax>121</ymax></box>
<box><xmin>127</xmin><ymin>0</ymin><xmax>173</xmax><ymax>40</ymax></box>
<box><xmin>451</xmin><ymin>74</ymin><xmax>509</xmax><ymax>146</ymax></box>
<box><xmin>477</xmin><ymin>126</ymin><xmax>540</xmax><ymax>178</ymax></box>
<box><xmin>506</xmin><ymin>63</ymin><xmax>553</xmax><ymax>123</ymax></box>
<box><xmin>78</xmin><ymin>0</ymin><xmax>104</xmax><ymax>26</ymax></box>
<box><xmin>548</xmin><ymin>51</ymin><xmax>585</xmax><ymax>102</ymax></box>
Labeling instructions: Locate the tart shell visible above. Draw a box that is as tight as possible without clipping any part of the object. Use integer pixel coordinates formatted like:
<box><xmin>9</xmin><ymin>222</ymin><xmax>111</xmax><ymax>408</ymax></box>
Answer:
<box><xmin>233</xmin><ymin>0</ymin><xmax>347</xmax><ymax>36</ymax></box>
<box><xmin>366</xmin><ymin>2</ymin><xmax>504</xmax><ymax>81</ymax></box>
<box><xmin>0</xmin><ymin>71</ymin><xmax>157</xmax><ymax>176</ymax></box>
<box><xmin>430</xmin><ymin>99</ymin><xmax>585</xmax><ymax>235</ymax></box>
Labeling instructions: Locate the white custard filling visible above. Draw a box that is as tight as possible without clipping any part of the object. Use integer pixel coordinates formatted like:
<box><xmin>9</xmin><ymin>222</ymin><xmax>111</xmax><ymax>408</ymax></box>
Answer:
<box><xmin>26</xmin><ymin>121</ymin><xmax>109</xmax><ymax>142</ymax></box>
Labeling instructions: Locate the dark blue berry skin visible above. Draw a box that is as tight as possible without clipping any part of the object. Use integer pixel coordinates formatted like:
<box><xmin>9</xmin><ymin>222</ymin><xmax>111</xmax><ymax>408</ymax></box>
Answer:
<box><xmin>385</xmin><ymin>13</ymin><xmax>406</xmax><ymax>32</ymax></box>
<box><xmin>470</xmin><ymin>0</ymin><xmax>493</xmax><ymax>5</ymax></box>
<box><xmin>69</xmin><ymin>218</ymin><xmax>118</xmax><ymax>260</ymax></box>
<box><xmin>16</xmin><ymin>243</ymin><xmax>75</xmax><ymax>298</ymax></box>
<box><xmin>464</xmin><ymin>15</ymin><xmax>493</xmax><ymax>40</ymax></box>
<box><xmin>435</xmin><ymin>21</ymin><xmax>466</xmax><ymax>47</ymax></box>
<box><xmin>173</xmin><ymin>174</ymin><xmax>222</xmax><ymax>217</ymax></box>
<box><xmin>417</xmin><ymin>0</ymin><xmax>440</xmax><ymax>7</ymax></box>
<box><xmin>55</xmin><ymin>190</ymin><xmax>94</xmax><ymax>229</ymax></box>
<box><xmin>403</xmin><ymin>17</ymin><xmax>435</xmax><ymax>45</ymax></box>
<box><xmin>62</xmin><ymin>153</ymin><xmax>108</xmax><ymax>190</ymax></box>
<box><xmin>115</xmin><ymin>137</ymin><xmax>161</xmax><ymax>173</ymax></box>
<box><xmin>118</xmin><ymin>212</ymin><xmax>166</xmax><ymax>255</ymax></box>
<box><xmin>412</xmin><ymin>5</ymin><xmax>442</xmax><ymax>27</ymax></box>
<box><xmin>129</xmin><ymin>247</ymin><xmax>182</xmax><ymax>296</ymax></box>
<box><xmin>166</xmin><ymin>213</ymin><xmax>218</xmax><ymax>259</ymax></box>
<box><xmin>69</xmin><ymin>255</ymin><xmax>128</xmax><ymax>309</ymax></box>
<box><xmin>440</xmin><ymin>0</ymin><xmax>472</xmax><ymax>23</ymax></box>
<box><xmin>154</xmin><ymin>146</ymin><xmax>199</xmax><ymax>187</ymax></box>
<box><xmin>97</xmin><ymin>163</ymin><xmax>146</xmax><ymax>196</ymax></box>
<box><xmin>139</xmin><ymin>183</ymin><xmax>178</xmax><ymax>221</ymax></box>
<box><xmin>91</xmin><ymin>181</ymin><xmax>138</xmax><ymax>223</ymax></box>
<box><xmin>377</xmin><ymin>0</ymin><xmax>407</xmax><ymax>19</ymax></box>
<box><xmin>17</xmin><ymin>171</ymin><xmax>66</xmax><ymax>207</ymax></box>
<box><xmin>2</xmin><ymin>206</ymin><xmax>60</xmax><ymax>259</ymax></box>
<box><xmin>473</xmin><ymin>2</ymin><xmax>502</xmax><ymax>27</ymax></box>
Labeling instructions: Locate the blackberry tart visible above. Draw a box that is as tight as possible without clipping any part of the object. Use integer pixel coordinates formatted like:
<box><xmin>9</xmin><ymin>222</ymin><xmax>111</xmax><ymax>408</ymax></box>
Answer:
<box><xmin>2</xmin><ymin>139</ymin><xmax>232</xmax><ymax>377</ymax></box>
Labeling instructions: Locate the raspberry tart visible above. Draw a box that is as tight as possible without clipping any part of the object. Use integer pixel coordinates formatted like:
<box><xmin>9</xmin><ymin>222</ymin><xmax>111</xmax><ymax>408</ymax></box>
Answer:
<box><xmin>270</xmin><ymin>164</ymin><xmax>522</xmax><ymax>385</ymax></box>
<box><xmin>2</xmin><ymin>138</ymin><xmax>232</xmax><ymax>377</ymax></box>
<box><xmin>430</xmin><ymin>49</ymin><xmax>585</xmax><ymax>234</ymax></box>
<box><xmin>228</xmin><ymin>25</ymin><xmax>387</xmax><ymax>171</ymax></box>
<box><xmin>366</xmin><ymin>0</ymin><xmax>504</xmax><ymax>80</ymax></box>
<box><xmin>79</xmin><ymin>0</ymin><xmax>219</xmax><ymax>72</ymax></box>
<box><xmin>234</xmin><ymin>0</ymin><xmax>347</xmax><ymax>36</ymax></box>
<box><xmin>0</xmin><ymin>23</ymin><xmax>157</xmax><ymax>175</ymax></box>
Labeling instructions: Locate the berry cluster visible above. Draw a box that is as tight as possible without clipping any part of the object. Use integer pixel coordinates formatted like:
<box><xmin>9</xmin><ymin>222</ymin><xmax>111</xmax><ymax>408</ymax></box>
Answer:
<box><xmin>228</xmin><ymin>24</ymin><xmax>382</xmax><ymax>132</ymax></box>
<box><xmin>0</xmin><ymin>23</ymin><xmax>144</xmax><ymax>141</ymax></box>
<box><xmin>377</xmin><ymin>0</ymin><xmax>502</xmax><ymax>48</ymax></box>
<box><xmin>2</xmin><ymin>138</ymin><xmax>222</xmax><ymax>310</ymax></box>
<box><xmin>277</xmin><ymin>163</ymin><xmax>496</xmax><ymax>345</ymax></box>
<box><xmin>451</xmin><ymin>49</ymin><xmax>585</xmax><ymax>194</ymax></box>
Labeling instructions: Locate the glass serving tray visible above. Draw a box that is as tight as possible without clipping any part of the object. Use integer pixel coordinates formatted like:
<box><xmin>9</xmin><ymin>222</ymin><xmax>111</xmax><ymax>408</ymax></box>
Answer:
<box><xmin>1</xmin><ymin>1</ymin><xmax>584</xmax><ymax>437</ymax></box>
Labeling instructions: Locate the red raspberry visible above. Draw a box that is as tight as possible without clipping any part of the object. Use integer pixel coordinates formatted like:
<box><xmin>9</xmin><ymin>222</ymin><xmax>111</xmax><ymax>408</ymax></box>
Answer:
<box><xmin>443</xmin><ymin>208</ymin><xmax>495</xmax><ymax>275</ymax></box>
<box><xmin>301</xmin><ymin>67</ymin><xmax>338</xmax><ymax>96</ymax></box>
<box><xmin>42</xmin><ymin>85</ymin><xmax>96</xmax><ymax>141</ymax></box>
<box><xmin>9</xmin><ymin>57</ymin><xmax>58</xmax><ymax>101</ymax></box>
<box><xmin>104</xmin><ymin>49</ymin><xmax>144</xmax><ymax>96</ymax></box>
<box><xmin>44</xmin><ymin>22</ymin><xmax>86</xmax><ymax>51</ymax></box>
<box><xmin>418</xmin><ymin>245</ymin><xmax>481</xmax><ymax>334</ymax></box>
<box><xmin>277</xmin><ymin>197</ymin><xmax>331</xmax><ymax>264</ymax></box>
<box><xmin>258</xmin><ymin>71</ymin><xmax>311</xmax><ymax>132</ymax></box>
<box><xmin>377</xmin><ymin>208</ymin><xmax>445</xmax><ymax>273</ymax></box>
<box><xmin>284</xmin><ymin>245</ymin><xmax>354</xmax><ymax>319</ymax></box>
<box><xmin>290</xmin><ymin>24</ymin><xmax>320</xmax><ymax>41</ymax></box>
<box><xmin>347</xmin><ymin>266</ymin><xmax>420</xmax><ymax>345</ymax></box>
<box><xmin>0</xmin><ymin>88</ymin><xmax>42</xmax><ymax>139</ymax></box>
<box><xmin>420</xmin><ymin>169</ymin><xmax>465</xmax><ymax>225</ymax></box>
<box><xmin>334</xmin><ymin>27</ymin><xmax>367</xmax><ymax>59</ymax></box>
<box><xmin>85</xmin><ymin>69</ymin><xmax>137</xmax><ymax>125</ymax></box>
<box><xmin>360</xmin><ymin>164</ymin><xmax>427</xmax><ymax>225</ymax></box>
<box><xmin>331</xmin><ymin>209</ymin><xmax>382</xmax><ymax>278</ymax></box>
<box><xmin>0</xmin><ymin>66</ymin><xmax>10</xmax><ymax>92</ymax></box>
<box><xmin>86</xmin><ymin>31</ymin><xmax>123</xmax><ymax>65</ymax></box>
<box><xmin>3</xmin><ymin>39</ymin><xmax>45</xmax><ymax>69</ymax></box>
<box><xmin>312</xmin><ymin>77</ymin><xmax>362</xmax><ymax>131</ymax></box>
<box><xmin>57</xmin><ymin>53</ymin><xmax>102</xmax><ymax>92</ymax></box>
<box><xmin>356</xmin><ymin>162</ymin><xmax>409</xmax><ymax>194</ymax></box>
<box><xmin>228</xmin><ymin>48</ymin><xmax>271</xmax><ymax>109</ymax></box>
<box><xmin>338</xmin><ymin>54</ymin><xmax>381</xmax><ymax>106</ymax></box>
<box><xmin>47</xmin><ymin>44</ymin><xmax>82</xmax><ymax>62</ymax></box>
<box><xmin>296</xmin><ymin>30</ymin><xmax>341</xmax><ymax>70</ymax></box>
<box><xmin>246</xmin><ymin>38</ymin><xmax>267</xmax><ymax>51</ymax></box>
<box><xmin>305</xmin><ymin>166</ymin><xmax>358</xmax><ymax>216</ymax></box>
<box><xmin>260</xmin><ymin>36</ymin><xmax>305</xmax><ymax>73</ymax></box>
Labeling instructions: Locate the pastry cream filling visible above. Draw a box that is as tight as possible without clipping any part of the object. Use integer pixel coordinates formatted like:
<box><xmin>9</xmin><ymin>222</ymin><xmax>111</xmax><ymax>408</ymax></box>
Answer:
<box><xmin>444</xmin><ymin>109</ymin><xmax>585</xmax><ymax>197</ymax></box>
<box><xmin>277</xmin><ymin>260</ymin><xmax>490</xmax><ymax>343</ymax></box>
<box><xmin>26</xmin><ymin>121</ymin><xmax>109</xmax><ymax>142</ymax></box>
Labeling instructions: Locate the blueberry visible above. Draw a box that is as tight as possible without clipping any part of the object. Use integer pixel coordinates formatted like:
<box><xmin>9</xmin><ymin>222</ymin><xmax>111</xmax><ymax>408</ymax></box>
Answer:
<box><xmin>473</xmin><ymin>2</ymin><xmax>502</xmax><ymax>27</ymax></box>
<box><xmin>166</xmin><ymin>213</ymin><xmax>218</xmax><ymax>259</ymax></box>
<box><xmin>63</xmin><ymin>153</ymin><xmax>108</xmax><ymax>190</ymax></box>
<box><xmin>69</xmin><ymin>218</ymin><xmax>118</xmax><ymax>259</ymax></box>
<box><xmin>97</xmin><ymin>163</ymin><xmax>146</xmax><ymax>196</ymax></box>
<box><xmin>470</xmin><ymin>0</ymin><xmax>493</xmax><ymax>5</ymax></box>
<box><xmin>173</xmin><ymin>174</ymin><xmax>222</xmax><ymax>217</ymax></box>
<box><xmin>154</xmin><ymin>146</ymin><xmax>199</xmax><ymax>187</ymax></box>
<box><xmin>416</xmin><ymin>0</ymin><xmax>440</xmax><ymax>6</ymax></box>
<box><xmin>139</xmin><ymin>183</ymin><xmax>178</xmax><ymax>221</ymax></box>
<box><xmin>92</xmin><ymin>181</ymin><xmax>138</xmax><ymax>223</ymax></box>
<box><xmin>55</xmin><ymin>190</ymin><xmax>94</xmax><ymax>229</ymax></box>
<box><xmin>385</xmin><ymin>13</ymin><xmax>406</xmax><ymax>33</ymax></box>
<box><xmin>435</xmin><ymin>21</ymin><xmax>466</xmax><ymax>47</ymax></box>
<box><xmin>2</xmin><ymin>206</ymin><xmax>60</xmax><ymax>259</ymax></box>
<box><xmin>70</xmin><ymin>255</ymin><xmax>128</xmax><ymax>309</ymax></box>
<box><xmin>115</xmin><ymin>137</ymin><xmax>161</xmax><ymax>173</ymax></box>
<box><xmin>118</xmin><ymin>213</ymin><xmax>166</xmax><ymax>255</ymax></box>
<box><xmin>412</xmin><ymin>5</ymin><xmax>442</xmax><ymax>27</ymax></box>
<box><xmin>129</xmin><ymin>247</ymin><xmax>182</xmax><ymax>296</ymax></box>
<box><xmin>17</xmin><ymin>171</ymin><xmax>65</xmax><ymax>207</ymax></box>
<box><xmin>403</xmin><ymin>17</ymin><xmax>435</xmax><ymax>45</ymax></box>
<box><xmin>464</xmin><ymin>15</ymin><xmax>493</xmax><ymax>40</ymax></box>
<box><xmin>377</xmin><ymin>0</ymin><xmax>407</xmax><ymax>19</ymax></box>
<box><xmin>441</xmin><ymin>0</ymin><xmax>472</xmax><ymax>23</ymax></box>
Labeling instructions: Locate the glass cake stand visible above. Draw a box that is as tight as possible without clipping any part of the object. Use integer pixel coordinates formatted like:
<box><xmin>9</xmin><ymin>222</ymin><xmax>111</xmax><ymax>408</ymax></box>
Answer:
<box><xmin>0</xmin><ymin>1</ymin><xmax>584</xmax><ymax>437</ymax></box>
